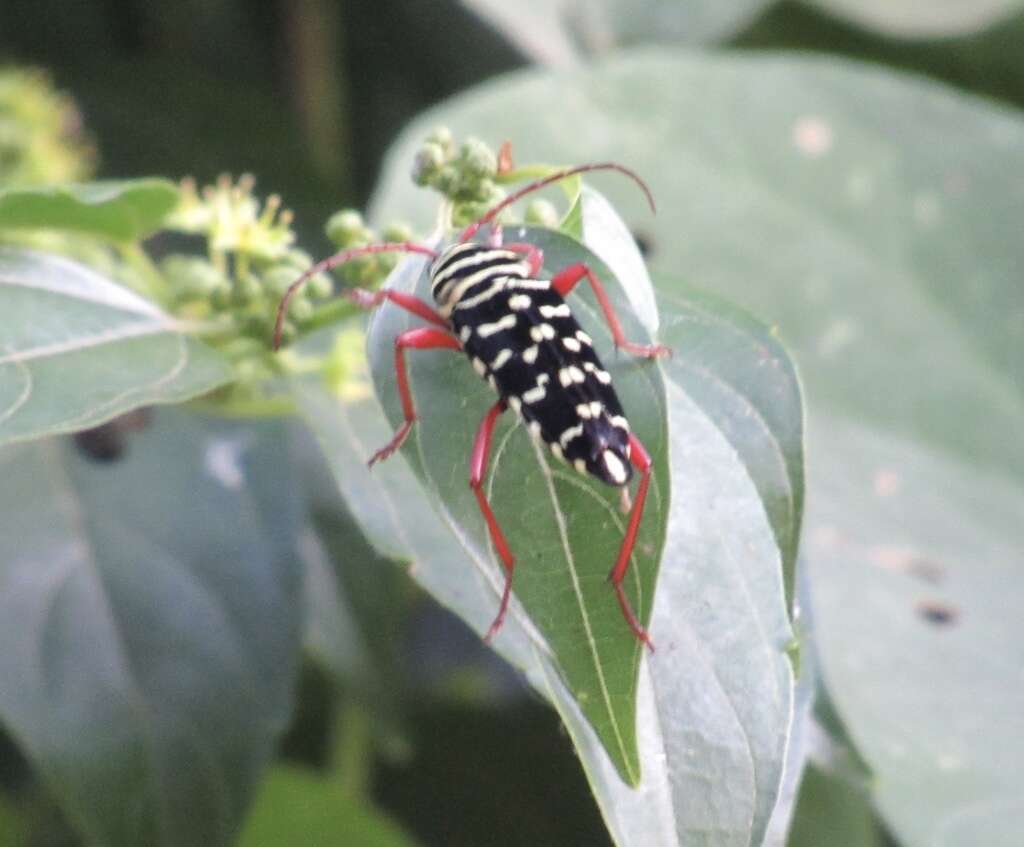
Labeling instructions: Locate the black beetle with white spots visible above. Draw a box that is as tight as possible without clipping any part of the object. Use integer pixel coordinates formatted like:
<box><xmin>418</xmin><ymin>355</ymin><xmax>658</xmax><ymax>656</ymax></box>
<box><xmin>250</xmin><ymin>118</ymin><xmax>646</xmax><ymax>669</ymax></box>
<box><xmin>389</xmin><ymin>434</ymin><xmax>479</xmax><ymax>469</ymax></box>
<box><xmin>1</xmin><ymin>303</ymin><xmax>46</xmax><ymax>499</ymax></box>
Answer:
<box><xmin>275</xmin><ymin>162</ymin><xmax>670</xmax><ymax>650</ymax></box>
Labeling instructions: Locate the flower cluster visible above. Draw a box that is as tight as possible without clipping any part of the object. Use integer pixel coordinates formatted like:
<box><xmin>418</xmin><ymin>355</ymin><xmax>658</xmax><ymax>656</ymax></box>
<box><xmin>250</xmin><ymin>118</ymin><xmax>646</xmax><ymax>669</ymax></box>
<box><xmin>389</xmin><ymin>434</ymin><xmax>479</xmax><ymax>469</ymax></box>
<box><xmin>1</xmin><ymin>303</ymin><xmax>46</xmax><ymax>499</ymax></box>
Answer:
<box><xmin>164</xmin><ymin>174</ymin><xmax>332</xmax><ymax>346</ymax></box>
<box><xmin>410</xmin><ymin>128</ymin><xmax>507</xmax><ymax>227</ymax></box>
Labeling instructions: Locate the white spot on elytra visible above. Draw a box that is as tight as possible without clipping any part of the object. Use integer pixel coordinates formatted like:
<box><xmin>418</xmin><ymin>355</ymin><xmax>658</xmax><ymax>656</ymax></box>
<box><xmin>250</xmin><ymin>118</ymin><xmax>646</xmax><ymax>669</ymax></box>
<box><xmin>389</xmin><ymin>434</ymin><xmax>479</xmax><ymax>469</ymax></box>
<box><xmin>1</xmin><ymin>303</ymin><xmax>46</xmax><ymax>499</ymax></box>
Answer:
<box><xmin>522</xmin><ymin>345</ymin><xmax>539</xmax><ymax>364</ymax></box>
<box><xmin>562</xmin><ymin>336</ymin><xmax>581</xmax><ymax>353</ymax></box>
<box><xmin>529</xmin><ymin>323</ymin><xmax>556</xmax><ymax>342</ymax></box>
<box><xmin>793</xmin><ymin>116</ymin><xmax>832</xmax><ymax>157</ymax></box>
<box><xmin>508</xmin><ymin>396</ymin><xmax>522</xmax><ymax>414</ymax></box>
<box><xmin>559</xmin><ymin>424</ymin><xmax>583</xmax><ymax>447</ymax></box>
<box><xmin>559</xmin><ymin>366</ymin><xmax>585</xmax><ymax>386</ymax></box>
<box><xmin>539</xmin><ymin>303</ymin><xmax>571</xmax><ymax>319</ymax></box>
<box><xmin>490</xmin><ymin>349</ymin><xmax>513</xmax><ymax>370</ymax></box>
<box><xmin>523</xmin><ymin>385</ymin><xmax>547</xmax><ymax>404</ymax></box>
<box><xmin>573</xmin><ymin>458</ymin><xmax>587</xmax><ymax>474</ymax></box>
<box><xmin>576</xmin><ymin>403</ymin><xmax>592</xmax><ymax>420</ymax></box>
<box><xmin>602</xmin><ymin>450</ymin><xmax>628</xmax><ymax>485</ymax></box>
<box><xmin>508</xmin><ymin>293</ymin><xmax>532</xmax><ymax>310</ymax></box>
<box><xmin>472</xmin><ymin>357</ymin><xmax>487</xmax><ymax>377</ymax></box>
<box><xmin>459</xmin><ymin>325</ymin><xmax>472</xmax><ymax>343</ymax></box>
<box><xmin>477</xmin><ymin>313</ymin><xmax>517</xmax><ymax>337</ymax></box>
<box><xmin>576</xmin><ymin>330</ymin><xmax>593</xmax><ymax>346</ymax></box>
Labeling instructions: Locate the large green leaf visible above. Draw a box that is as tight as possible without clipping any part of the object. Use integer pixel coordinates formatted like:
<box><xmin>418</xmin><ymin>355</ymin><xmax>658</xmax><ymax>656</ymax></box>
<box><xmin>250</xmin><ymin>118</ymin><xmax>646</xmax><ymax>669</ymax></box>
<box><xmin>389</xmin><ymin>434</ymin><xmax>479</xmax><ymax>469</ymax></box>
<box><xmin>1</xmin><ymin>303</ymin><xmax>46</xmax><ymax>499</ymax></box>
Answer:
<box><xmin>0</xmin><ymin>411</ymin><xmax>303</xmax><ymax>847</ymax></box>
<box><xmin>0</xmin><ymin>248</ymin><xmax>231</xmax><ymax>446</ymax></box>
<box><xmin>294</xmin><ymin>235</ymin><xmax>799</xmax><ymax>844</ymax></box>
<box><xmin>459</xmin><ymin>0</ymin><xmax>773</xmax><ymax>64</ymax></box>
<box><xmin>369</xmin><ymin>50</ymin><xmax>1024</xmax><ymax>845</ymax></box>
<box><xmin>0</xmin><ymin>179</ymin><xmax>179</xmax><ymax>241</ymax></box>
<box><xmin>801</xmin><ymin>0</ymin><xmax>1024</xmax><ymax>37</ymax></box>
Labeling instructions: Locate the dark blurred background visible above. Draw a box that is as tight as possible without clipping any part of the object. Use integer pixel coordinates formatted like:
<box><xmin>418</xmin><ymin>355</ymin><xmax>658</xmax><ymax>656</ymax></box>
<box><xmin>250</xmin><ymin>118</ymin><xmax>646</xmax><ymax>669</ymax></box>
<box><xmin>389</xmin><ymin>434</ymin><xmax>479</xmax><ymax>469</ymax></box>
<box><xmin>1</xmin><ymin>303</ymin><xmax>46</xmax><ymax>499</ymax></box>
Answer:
<box><xmin>3</xmin><ymin>0</ymin><xmax>1022</xmax><ymax>249</ymax></box>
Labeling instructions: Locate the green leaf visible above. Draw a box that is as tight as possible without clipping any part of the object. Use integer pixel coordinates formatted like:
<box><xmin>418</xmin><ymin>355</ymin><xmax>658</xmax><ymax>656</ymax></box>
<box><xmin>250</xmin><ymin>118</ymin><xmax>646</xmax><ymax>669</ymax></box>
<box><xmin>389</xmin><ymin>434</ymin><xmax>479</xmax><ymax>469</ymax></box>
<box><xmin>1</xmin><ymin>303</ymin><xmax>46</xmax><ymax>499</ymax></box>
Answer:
<box><xmin>294</xmin><ymin>237</ymin><xmax>800</xmax><ymax>844</ymax></box>
<box><xmin>801</xmin><ymin>0</ymin><xmax>1024</xmax><ymax>37</ymax></box>
<box><xmin>369</xmin><ymin>50</ymin><xmax>1023</xmax><ymax>846</ymax></box>
<box><xmin>0</xmin><ymin>248</ymin><xmax>232</xmax><ymax>446</ymax></box>
<box><xmin>0</xmin><ymin>411</ymin><xmax>303</xmax><ymax>847</ymax></box>
<box><xmin>459</xmin><ymin>0</ymin><xmax>774</xmax><ymax>64</ymax></box>
<box><xmin>238</xmin><ymin>766</ymin><xmax>417</xmax><ymax>847</ymax></box>
<box><xmin>0</xmin><ymin>179</ymin><xmax>179</xmax><ymax>241</ymax></box>
<box><xmin>657</xmin><ymin>282</ymin><xmax>804</xmax><ymax>607</ymax></box>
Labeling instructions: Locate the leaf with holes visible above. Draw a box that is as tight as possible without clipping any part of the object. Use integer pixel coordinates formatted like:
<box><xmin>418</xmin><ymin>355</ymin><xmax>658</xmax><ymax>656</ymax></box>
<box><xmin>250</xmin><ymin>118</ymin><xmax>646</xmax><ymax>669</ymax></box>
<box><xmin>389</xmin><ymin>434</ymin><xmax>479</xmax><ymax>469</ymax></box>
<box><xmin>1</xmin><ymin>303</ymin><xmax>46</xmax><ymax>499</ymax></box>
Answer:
<box><xmin>0</xmin><ymin>179</ymin><xmax>179</xmax><ymax>241</ymax></box>
<box><xmin>370</xmin><ymin>49</ymin><xmax>1024</xmax><ymax>845</ymax></box>
<box><xmin>0</xmin><ymin>248</ymin><xmax>231</xmax><ymax>446</ymax></box>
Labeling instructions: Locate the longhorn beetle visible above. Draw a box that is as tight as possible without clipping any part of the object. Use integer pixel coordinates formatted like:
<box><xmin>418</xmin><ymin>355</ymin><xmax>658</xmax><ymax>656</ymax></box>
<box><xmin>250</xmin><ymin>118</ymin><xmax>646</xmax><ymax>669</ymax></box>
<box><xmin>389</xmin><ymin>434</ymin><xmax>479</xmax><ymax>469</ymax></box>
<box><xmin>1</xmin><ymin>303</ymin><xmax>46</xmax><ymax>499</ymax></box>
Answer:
<box><xmin>275</xmin><ymin>163</ymin><xmax>669</xmax><ymax>650</ymax></box>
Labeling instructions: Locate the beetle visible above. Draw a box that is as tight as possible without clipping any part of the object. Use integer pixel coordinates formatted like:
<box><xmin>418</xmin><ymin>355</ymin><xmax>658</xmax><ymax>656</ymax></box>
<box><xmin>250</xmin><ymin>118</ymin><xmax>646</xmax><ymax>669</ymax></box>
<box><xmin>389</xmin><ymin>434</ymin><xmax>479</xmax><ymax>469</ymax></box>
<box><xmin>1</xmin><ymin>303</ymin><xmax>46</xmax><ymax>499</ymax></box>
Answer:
<box><xmin>275</xmin><ymin>163</ymin><xmax>669</xmax><ymax>649</ymax></box>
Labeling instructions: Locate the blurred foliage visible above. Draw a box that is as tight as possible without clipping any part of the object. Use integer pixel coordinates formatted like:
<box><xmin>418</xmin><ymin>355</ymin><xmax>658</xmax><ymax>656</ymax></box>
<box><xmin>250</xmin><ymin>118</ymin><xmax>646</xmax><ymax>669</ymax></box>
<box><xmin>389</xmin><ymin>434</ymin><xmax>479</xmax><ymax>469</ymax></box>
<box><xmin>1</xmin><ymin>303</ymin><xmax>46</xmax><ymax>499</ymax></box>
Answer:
<box><xmin>0</xmin><ymin>69</ymin><xmax>93</xmax><ymax>187</ymax></box>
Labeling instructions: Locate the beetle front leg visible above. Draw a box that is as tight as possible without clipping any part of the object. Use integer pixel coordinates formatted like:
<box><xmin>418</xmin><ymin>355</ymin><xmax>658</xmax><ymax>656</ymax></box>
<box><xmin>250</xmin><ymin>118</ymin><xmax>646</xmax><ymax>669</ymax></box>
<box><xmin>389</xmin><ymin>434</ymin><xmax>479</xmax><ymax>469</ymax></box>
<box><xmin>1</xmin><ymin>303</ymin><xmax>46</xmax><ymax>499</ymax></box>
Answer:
<box><xmin>552</xmin><ymin>263</ymin><xmax>671</xmax><ymax>358</ymax></box>
<box><xmin>369</xmin><ymin>328</ymin><xmax>461</xmax><ymax>466</ymax></box>
<box><xmin>346</xmin><ymin>288</ymin><xmax>449</xmax><ymax>329</ymax></box>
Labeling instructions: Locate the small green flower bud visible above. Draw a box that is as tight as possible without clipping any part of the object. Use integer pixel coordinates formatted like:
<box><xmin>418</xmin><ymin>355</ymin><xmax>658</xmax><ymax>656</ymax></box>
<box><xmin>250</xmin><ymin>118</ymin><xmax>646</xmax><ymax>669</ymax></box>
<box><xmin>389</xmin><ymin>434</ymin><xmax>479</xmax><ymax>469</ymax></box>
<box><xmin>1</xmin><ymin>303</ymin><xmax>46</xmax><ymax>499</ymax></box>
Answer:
<box><xmin>459</xmin><ymin>138</ymin><xmax>497</xmax><ymax>181</ymax></box>
<box><xmin>161</xmin><ymin>255</ymin><xmax>228</xmax><ymax>296</ymax></box>
<box><xmin>434</xmin><ymin>164</ymin><xmax>459</xmax><ymax>196</ymax></box>
<box><xmin>306</xmin><ymin>271</ymin><xmax>334</xmax><ymax>300</ymax></box>
<box><xmin>211</xmin><ymin>285</ymin><xmax>232</xmax><ymax>310</ymax></box>
<box><xmin>382</xmin><ymin>221</ymin><xmax>413</xmax><ymax>243</ymax></box>
<box><xmin>525</xmin><ymin>199</ymin><xmax>559</xmax><ymax>228</ymax></box>
<box><xmin>452</xmin><ymin>201</ymin><xmax>489</xmax><ymax>228</ymax></box>
<box><xmin>426</xmin><ymin>126</ymin><xmax>454</xmax><ymax>155</ymax></box>
<box><xmin>288</xmin><ymin>297</ymin><xmax>314</xmax><ymax>322</ymax></box>
<box><xmin>325</xmin><ymin>209</ymin><xmax>368</xmax><ymax>247</ymax></box>
<box><xmin>412</xmin><ymin>142</ymin><xmax>446</xmax><ymax>186</ymax></box>
<box><xmin>281</xmin><ymin>248</ymin><xmax>314</xmax><ymax>271</ymax></box>
<box><xmin>237</xmin><ymin>274</ymin><xmax>262</xmax><ymax>303</ymax></box>
<box><xmin>262</xmin><ymin>267</ymin><xmax>299</xmax><ymax>298</ymax></box>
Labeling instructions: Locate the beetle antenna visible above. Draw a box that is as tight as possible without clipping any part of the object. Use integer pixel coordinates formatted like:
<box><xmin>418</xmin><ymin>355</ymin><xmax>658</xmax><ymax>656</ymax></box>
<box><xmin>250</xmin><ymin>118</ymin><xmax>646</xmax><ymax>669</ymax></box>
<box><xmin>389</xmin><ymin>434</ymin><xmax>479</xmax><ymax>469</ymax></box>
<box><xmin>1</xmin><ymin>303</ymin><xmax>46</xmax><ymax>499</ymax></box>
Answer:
<box><xmin>273</xmin><ymin>242</ymin><xmax>438</xmax><ymax>349</ymax></box>
<box><xmin>459</xmin><ymin>162</ymin><xmax>655</xmax><ymax>243</ymax></box>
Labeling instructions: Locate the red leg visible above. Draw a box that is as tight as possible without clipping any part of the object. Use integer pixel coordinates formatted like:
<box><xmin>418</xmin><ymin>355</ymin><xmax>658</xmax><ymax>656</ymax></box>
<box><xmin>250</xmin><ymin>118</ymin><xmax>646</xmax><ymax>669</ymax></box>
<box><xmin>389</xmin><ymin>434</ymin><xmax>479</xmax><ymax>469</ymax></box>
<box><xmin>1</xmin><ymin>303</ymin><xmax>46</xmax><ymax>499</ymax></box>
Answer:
<box><xmin>609</xmin><ymin>434</ymin><xmax>655</xmax><ymax>652</ymax></box>
<box><xmin>369</xmin><ymin>328</ymin><xmax>461</xmax><ymax>466</ymax></box>
<box><xmin>552</xmin><ymin>263</ymin><xmax>671</xmax><ymax>358</ymax></box>
<box><xmin>347</xmin><ymin>288</ymin><xmax>449</xmax><ymax>329</ymax></box>
<box><xmin>469</xmin><ymin>400</ymin><xmax>516</xmax><ymax>643</ymax></box>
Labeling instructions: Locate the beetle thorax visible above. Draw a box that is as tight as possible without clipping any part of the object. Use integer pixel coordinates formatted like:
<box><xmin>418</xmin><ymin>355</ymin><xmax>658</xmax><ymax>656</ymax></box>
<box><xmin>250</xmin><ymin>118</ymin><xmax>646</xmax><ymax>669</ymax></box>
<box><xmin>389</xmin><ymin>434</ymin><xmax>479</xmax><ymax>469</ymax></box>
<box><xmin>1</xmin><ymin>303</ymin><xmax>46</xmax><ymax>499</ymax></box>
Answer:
<box><xmin>429</xmin><ymin>243</ymin><xmax>531</xmax><ymax>317</ymax></box>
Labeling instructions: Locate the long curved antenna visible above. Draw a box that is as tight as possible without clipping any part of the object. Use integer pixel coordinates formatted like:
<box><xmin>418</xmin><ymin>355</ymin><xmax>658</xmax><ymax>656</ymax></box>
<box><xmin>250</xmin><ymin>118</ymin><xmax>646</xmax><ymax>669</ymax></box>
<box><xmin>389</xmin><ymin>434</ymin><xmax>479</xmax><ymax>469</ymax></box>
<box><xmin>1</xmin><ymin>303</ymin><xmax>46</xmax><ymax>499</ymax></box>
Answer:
<box><xmin>273</xmin><ymin>242</ymin><xmax>438</xmax><ymax>349</ymax></box>
<box><xmin>459</xmin><ymin>162</ymin><xmax>656</xmax><ymax>243</ymax></box>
